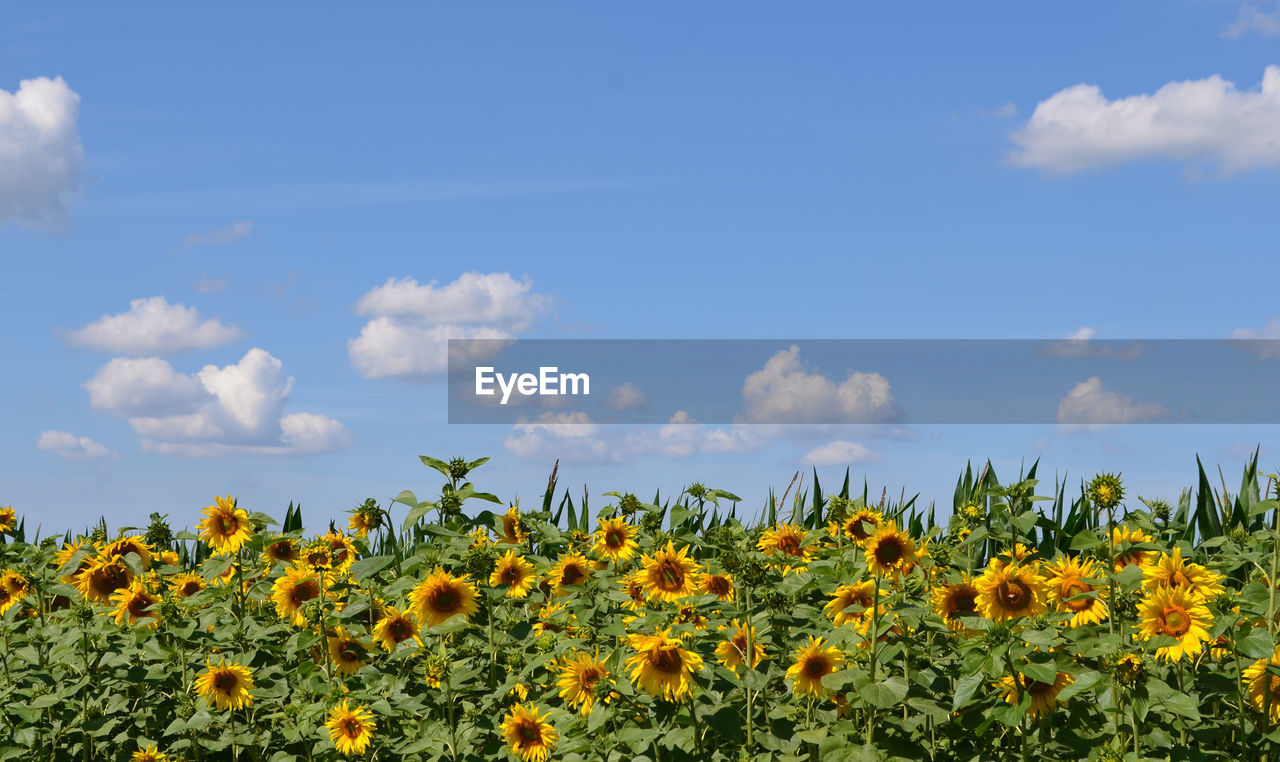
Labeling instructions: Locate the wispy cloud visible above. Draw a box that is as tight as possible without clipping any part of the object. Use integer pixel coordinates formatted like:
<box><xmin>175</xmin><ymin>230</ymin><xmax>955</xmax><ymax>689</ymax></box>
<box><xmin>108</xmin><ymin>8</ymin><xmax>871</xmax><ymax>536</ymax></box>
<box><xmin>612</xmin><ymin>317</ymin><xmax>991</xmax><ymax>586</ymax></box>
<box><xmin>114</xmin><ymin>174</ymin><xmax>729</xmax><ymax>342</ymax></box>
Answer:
<box><xmin>1222</xmin><ymin>3</ymin><xmax>1280</xmax><ymax>37</ymax></box>
<box><xmin>175</xmin><ymin>221</ymin><xmax>253</xmax><ymax>251</ymax></box>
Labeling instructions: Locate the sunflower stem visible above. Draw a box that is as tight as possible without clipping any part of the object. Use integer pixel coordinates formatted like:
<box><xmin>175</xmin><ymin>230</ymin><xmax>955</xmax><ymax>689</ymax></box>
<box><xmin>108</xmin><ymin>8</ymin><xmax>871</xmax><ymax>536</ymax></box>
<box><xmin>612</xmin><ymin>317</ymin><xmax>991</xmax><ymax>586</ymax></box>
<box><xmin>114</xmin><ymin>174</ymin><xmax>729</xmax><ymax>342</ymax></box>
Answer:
<box><xmin>865</xmin><ymin>581</ymin><xmax>881</xmax><ymax>746</ymax></box>
<box><xmin>743</xmin><ymin>586</ymin><xmax>756</xmax><ymax>752</ymax></box>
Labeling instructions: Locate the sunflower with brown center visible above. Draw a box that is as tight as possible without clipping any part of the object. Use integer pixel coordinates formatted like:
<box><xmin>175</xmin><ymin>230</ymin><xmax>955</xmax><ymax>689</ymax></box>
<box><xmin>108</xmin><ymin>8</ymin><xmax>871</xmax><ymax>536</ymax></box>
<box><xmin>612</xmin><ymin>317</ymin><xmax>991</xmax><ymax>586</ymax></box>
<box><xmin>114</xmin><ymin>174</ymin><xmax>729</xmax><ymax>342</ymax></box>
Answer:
<box><xmin>372</xmin><ymin>606</ymin><xmax>421</xmax><ymax>652</ymax></box>
<box><xmin>556</xmin><ymin>652</ymin><xmax>611</xmax><ymax>715</ymax></box>
<box><xmin>1043</xmin><ymin>555</ymin><xmax>1108</xmax><ymax>628</ymax></box>
<box><xmin>997</xmin><ymin>671</ymin><xmax>1073</xmax><ymax>719</ymax></box>
<box><xmin>327</xmin><ymin>627</ymin><xmax>369</xmax><ymax>675</ymax></box>
<box><xmin>1142</xmin><ymin>547</ymin><xmax>1224</xmax><ymax>601</ymax></box>
<box><xmin>626</xmin><ymin>628</ymin><xmax>704</xmax><ymax>701</ymax></box>
<box><xmin>1243</xmin><ymin>645</ymin><xmax>1280</xmax><ymax>723</ymax></box>
<box><xmin>500</xmin><ymin>703</ymin><xmax>557</xmax><ymax>762</ymax></box>
<box><xmin>170</xmin><ymin>572</ymin><xmax>207</xmax><ymax>599</ymax></box>
<box><xmin>326</xmin><ymin>699</ymin><xmax>376</xmax><ymax>756</ymax></box>
<box><xmin>322</xmin><ymin>532</ymin><xmax>358</xmax><ymax>575</ymax></box>
<box><xmin>547</xmin><ymin>553</ymin><xmax>592</xmax><ymax>596</ymax></box>
<box><xmin>54</xmin><ymin>538</ymin><xmax>92</xmax><ymax>584</ymax></box>
<box><xmin>110</xmin><ymin>579</ymin><xmax>160</xmax><ymax>628</ymax></box>
<box><xmin>620</xmin><ymin>572</ymin><xmax>646</xmax><ymax>611</ymax></box>
<box><xmin>197</xmin><ymin>495</ymin><xmax>252</xmax><ymax>556</ymax></box>
<box><xmin>500</xmin><ymin>506</ymin><xmax>528</xmax><ymax>545</ymax></box>
<box><xmin>408</xmin><ymin>566</ymin><xmax>478</xmax><ymax>627</ymax></box>
<box><xmin>757</xmin><ymin>524</ymin><xmax>811</xmax><ymax>573</ymax></box>
<box><xmin>260</xmin><ymin>537</ymin><xmax>300</xmax><ymax>568</ymax></box>
<box><xmin>0</xmin><ymin>506</ymin><xmax>15</xmax><ymax>534</ymax></box>
<box><xmin>975</xmin><ymin>562</ymin><xmax>1047</xmax><ymax>621</ymax></box>
<box><xmin>715</xmin><ymin>619</ymin><xmax>766</xmax><ymax>671</ymax></box>
<box><xmin>0</xmin><ymin>570</ymin><xmax>27</xmax><ymax>615</ymax></box>
<box><xmin>76</xmin><ymin>555</ymin><xmax>133</xmax><ymax>604</ymax></box>
<box><xmin>638</xmin><ymin>542</ymin><xmax>702</xmax><ymax>602</ymax></box>
<box><xmin>864</xmin><ymin>524</ymin><xmax>918</xmax><ymax>577</ymax></box>
<box><xmin>591</xmin><ymin>516</ymin><xmax>638</xmax><ymax>562</ymax></box>
<box><xmin>931</xmin><ymin>575</ymin><xmax>982</xmax><ymax>632</ymax></box>
<box><xmin>488</xmin><ymin>549</ymin><xmax>535</xmax><ymax>598</ymax></box>
<box><xmin>194</xmin><ymin>659</ymin><xmax>255</xmax><ymax>711</ymax></box>
<box><xmin>843</xmin><ymin>508</ymin><xmax>885</xmax><ymax>544</ymax></box>
<box><xmin>1137</xmin><ymin>586</ymin><xmax>1211</xmax><ymax>662</ymax></box>
<box><xmin>825</xmin><ymin>580</ymin><xmax>882</xmax><ymax>634</ymax></box>
<box><xmin>1111</xmin><ymin>525</ymin><xmax>1155</xmax><ymax>571</ymax></box>
<box><xmin>702</xmin><ymin>572</ymin><xmax>734</xmax><ymax>601</ymax></box>
<box><xmin>98</xmin><ymin>535</ymin><xmax>154</xmax><ymax>570</ymax></box>
<box><xmin>786</xmin><ymin>636</ymin><xmax>844</xmax><ymax>697</ymax></box>
<box><xmin>272</xmin><ymin>566</ymin><xmax>330</xmax><ymax>627</ymax></box>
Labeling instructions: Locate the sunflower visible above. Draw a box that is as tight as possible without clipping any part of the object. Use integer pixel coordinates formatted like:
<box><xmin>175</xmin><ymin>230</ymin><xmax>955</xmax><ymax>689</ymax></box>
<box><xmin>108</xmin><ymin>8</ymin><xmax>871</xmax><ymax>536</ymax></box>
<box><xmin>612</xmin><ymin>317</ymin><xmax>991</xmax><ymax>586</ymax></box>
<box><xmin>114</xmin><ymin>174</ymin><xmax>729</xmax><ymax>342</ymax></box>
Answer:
<box><xmin>54</xmin><ymin>538</ymin><xmax>92</xmax><ymax>584</ymax></box>
<box><xmin>620</xmin><ymin>572</ymin><xmax>646</xmax><ymax>611</ymax></box>
<box><xmin>638</xmin><ymin>542</ymin><xmax>702</xmax><ymax>602</ymax></box>
<box><xmin>975</xmin><ymin>563</ymin><xmax>1047</xmax><ymax>621</ymax></box>
<box><xmin>1243</xmin><ymin>645</ymin><xmax>1280</xmax><ymax>723</ymax></box>
<box><xmin>843</xmin><ymin>508</ymin><xmax>884</xmax><ymax>544</ymax></box>
<box><xmin>110</xmin><ymin>579</ymin><xmax>160</xmax><ymax>628</ymax></box>
<box><xmin>322</xmin><ymin>532</ymin><xmax>358</xmax><ymax>575</ymax></box>
<box><xmin>1137</xmin><ymin>586</ymin><xmax>1212</xmax><ymax>662</ymax></box>
<box><xmin>300</xmin><ymin>541</ymin><xmax>335</xmax><ymax>571</ymax></box>
<box><xmin>196</xmin><ymin>495</ymin><xmax>252</xmax><ymax>556</ymax></box>
<box><xmin>825</xmin><ymin>580</ymin><xmax>882</xmax><ymax>634</ymax></box>
<box><xmin>703</xmin><ymin>573</ymin><xmax>734</xmax><ymax>601</ymax></box>
<box><xmin>556</xmin><ymin>652</ymin><xmax>611</xmax><ymax>715</ymax></box>
<box><xmin>372</xmin><ymin>606</ymin><xmax>421</xmax><ymax>652</ymax></box>
<box><xmin>1113</xmin><ymin>654</ymin><xmax>1144</xmax><ymax>686</ymax></box>
<box><xmin>98</xmin><ymin>535</ymin><xmax>154</xmax><ymax>570</ymax></box>
<box><xmin>130</xmin><ymin>745</ymin><xmax>168</xmax><ymax>762</ymax></box>
<box><xmin>272</xmin><ymin>566</ymin><xmax>330</xmax><ymax>627</ymax></box>
<box><xmin>170</xmin><ymin>572</ymin><xmax>208</xmax><ymax>599</ymax></box>
<box><xmin>261</xmin><ymin>537</ymin><xmax>300</xmax><ymax>568</ymax></box>
<box><xmin>326</xmin><ymin>700</ymin><xmax>376</xmax><ymax>756</ymax></box>
<box><xmin>158</xmin><ymin>550</ymin><xmax>181</xmax><ymax>567</ymax></box>
<box><xmin>997</xmin><ymin>671</ymin><xmax>1073</xmax><ymax>719</ymax></box>
<box><xmin>626</xmin><ymin>628</ymin><xmax>704</xmax><ymax>701</ymax></box>
<box><xmin>864</xmin><ymin>524</ymin><xmax>919</xmax><ymax>577</ymax></box>
<box><xmin>328</xmin><ymin>628</ymin><xmax>369</xmax><ymax>675</ymax></box>
<box><xmin>1043</xmin><ymin>556</ymin><xmax>1108</xmax><ymax>628</ymax></box>
<box><xmin>931</xmin><ymin>576</ymin><xmax>981</xmax><ymax>632</ymax></box>
<box><xmin>489</xmin><ymin>550</ymin><xmax>536</xmax><ymax>598</ymax></box>
<box><xmin>194</xmin><ymin>659</ymin><xmax>255</xmax><ymax>711</ymax></box>
<box><xmin>988</xmin><ymin>542</ymin><xmax>1035</xmax><ymax>572</ymax></box>
<box><xmin>786</xmin><ymin>636</ymin><xmax>844</xmax><ymax>698</ymax></box>
<box><xmin>715</xmin><ymin>619</ymin><xmax>766</xmax><ymax>671</ymax></box>
<box><xmin>591</xmin><ymin>517</ymin><xmax>638</xmax><ymax>562</ymax></box>
<box><xmin>1111</xmin><ymin>525</ymin><xmax>1155</xmax><ymax>571</ymax></box>
<box><xmin>532</xmin><ymin>601</ymin><xmax>576</xmax><ymax>636</ymax></box>
<box><xmin>547</xmin><ymin>553</ymin><xmax>592</xmax><ymax>596</ymax></box>
<box><xmin>500</xmin><ymin>703</ymin><xmax>558</xmax><ymax>762</ymax></box>
<box><xmin>501</xmin><ymin>506</ymin><xmax>528</xmax><ymax>545</ymax></box>
<box><xmin>0</xmin><ymin>571</ymin><xmax>26</xmax><ymax>615</ymax></box>
<box><xmin>76</xmin><ymin>555</ymin><xmax>133</xmax><ymax>604</ymax></box>
<box><xmin>1142</xmin><ymin>547</ymin><xmax>1224</xmax><ymax>601</ymax></box>
<box><xmin>757</xmin><ymin>523</ymin><xmax>811</xmax><ymax>563</ymax></box>
<box><xmin>0</xmin><ymin>506</ymin><xmax>14</xmax><ymax>534</ymax></box>
<box><xmin>347</xmin><ymin>510</ymin><xmax>375</xmax><ymax>540</ymax></box>
<box><xmin>409</xmin><ymin>567</ymin><xmax>478</xmax><ymax>627</ymax></box>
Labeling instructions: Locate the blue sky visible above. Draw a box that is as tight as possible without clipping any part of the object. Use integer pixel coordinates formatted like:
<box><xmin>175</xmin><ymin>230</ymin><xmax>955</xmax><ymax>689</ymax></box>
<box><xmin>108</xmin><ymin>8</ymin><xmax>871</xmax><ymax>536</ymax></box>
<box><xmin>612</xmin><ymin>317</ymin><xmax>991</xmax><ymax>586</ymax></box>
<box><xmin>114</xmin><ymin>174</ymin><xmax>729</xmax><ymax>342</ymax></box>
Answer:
<box><xmin>3</xmin><ymin>3</ymin><xmax>1280</xmax><ymax>533</ymax></box>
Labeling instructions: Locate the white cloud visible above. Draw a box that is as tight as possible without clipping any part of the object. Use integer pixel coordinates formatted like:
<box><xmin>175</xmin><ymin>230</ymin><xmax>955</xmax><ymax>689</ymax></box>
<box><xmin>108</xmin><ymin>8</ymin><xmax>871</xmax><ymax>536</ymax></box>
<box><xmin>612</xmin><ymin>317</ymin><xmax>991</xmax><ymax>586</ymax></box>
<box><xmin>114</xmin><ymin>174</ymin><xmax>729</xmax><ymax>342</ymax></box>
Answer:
<box><xmin>504</xmin><ymin>411</ymin><xmax>609</xmax><ymax>462</ymax></box>
<box><xmin>1229</xmin><ymin>317</ymin><xmax>1280</xmax><ymax>358</ymax></box>
<box><xmin>177</xmin><ymin>221</ymin><xmax>253</xmax><ymax>251</ymax></box>
<box><xmin>800</xmin><ymin>440</ymin><xmax>883</xmax><ymax>467</ymax></box>
<box><xmin>349</xmin><ymin>273</ymin><xmax>550</xmax><ymax>380</ymax></box>
<box><xmin>740</xmin><ymin>346</ymin><xmax>900</xmax><ymax>424</ymax></box>
<box><xmin>503</xmin><ymin>409</ymin><xmax>764</xmax><ymax>463</ymax></box>
<box><xmin>35</xmin><ymin>430</ymin><xmax>117</xmax><ymax>460</ymax></box>
<box><xmin>1056</xmin><ymin>376</ymin><xmax>1169</xmax><ymax>425</ymax></box>
<box><xmin>0</xmin><ymin>76</ymin><xmax>82</xmax><ymax>228</ymax></box>
<box><xmin>65</xmin><ymin>296</ymin><xmax>244</xmax><ymax>355</ymax></box>
<box><xmin>85</xmin><ymin>348</ymin><xmax>348</xmax><ymax>457</ymax></box>
<box><xmin>603</xmin><ymin>382</ymin><xmax>647</xmax><ymax>411</ymax></box>
<box><xmin>637</xmin><ymin>411</ymin><xmax>762</xmax><ymax>459</ymax></box>
<box><xmin>1009</xmin><ymin>66</ymin><xmax>1280</xmax><ymax>173</ymax></box>
<box><xmin>1223</xmin><ymin>3</ymin><xmax>1280</xmax><ymax>38</ymax></box>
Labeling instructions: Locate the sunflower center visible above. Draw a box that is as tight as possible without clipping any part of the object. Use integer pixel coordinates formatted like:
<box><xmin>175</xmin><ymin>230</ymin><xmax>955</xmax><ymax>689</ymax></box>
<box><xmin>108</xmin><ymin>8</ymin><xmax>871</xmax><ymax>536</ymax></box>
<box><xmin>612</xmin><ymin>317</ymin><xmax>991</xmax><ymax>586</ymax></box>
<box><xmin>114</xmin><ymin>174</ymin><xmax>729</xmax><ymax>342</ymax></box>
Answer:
<box><xmin>433</xmin><ymin>589</ymin><xmax>459</xmax><ymax>612</ymax></box>
<box><xmin>657</xmin><ymin>560</ymin><xmax>685</xmax><ymax>589</ymax></box>
<box><xmin>501</xmin><ymin>566</ymin><xmax>521</xmax><ymax>585</ymax></box>
<box><xmin>874</xmin><ymin>539</ymin><xmax>903</xmax><ymax>566</ymax></box>
<box><xmin>778</xmin><ymin>535</ymin><xmax>801</xmax><ymax>556</ymax></box>
<box><xmin>181</xmin><ymin>581</ymin><xmax>202</xmax><ymax>596</ymax></box>
<box><xmin>1160</xmin><ymin>606</ymin><xmax>1190</xmax><ymax>636</ymax></box>
<box><xmin>950</xmin><ymin>591</ymin><xmax>978</xmax><ymax>618</ymax></box>
<box><xmin>339</xmin><ymin>643</ymin><xmax>359</xmax><ymax>663</ymax></box>
<box><xmin>212</xmin><ymin>671</ymin><xmax>238</xmax><ymax>692</ymax></box>
<box><xmin>1061</xmin><ymin>581</ymin><xmax>1093</xmax><ymax>612</ymax></box>
<box><xmin>561</xmin><ymin>565</ymin><xmax>585</xmax><ymax>586</ymax></box>
<box><xmin>850</xmin><ymin>517</ymin><xmax>875</xmax><ymax>540</ymax></box>
<box><xmin>292</xmin><ymin>580</ymin><xmax>320</xmax><ymax>606</ymax></box>
<box><xmin>998</xmin><ymin>579</ymin><xmax>1030</xmax><ymax>608</ymax></box>
<box><xmin>341</xmin><ymin>717</ymin><xmax>361</xmax><ymax>737</ymax></box>
<box><xmin>650</xmin><ymin>646</ymin><xmax>684</xmax><ymax>674</ymax></box>
<box><xmin>605</xmin><ymin>530</ymin><xmax>625</xmax><ymax>548</ymax></box>
<box><xmin>128</xmin><ymin>594</ymin><xmax>155</xmax><ymax>617</ymax></box>
<box><xmin>388</xmin><ymin>618</ymin><xmax>412</xmax><ymax>640</ymax></box>
<box><xmin>803</xmin><ymin>655</ymin><xmax>831</xmax><ymax>678</ymax></box>
<box><xmin>93</xmin><ymin>565</ymin><xmax>129</xmax><ymax>596</ymax></box>
<box><xmin>708</xmin><ymin>577</ymin><xmax>730</xmax><ymax>596</ymax></box>
<box><xmin>517</xmin><ymin>721</ymin><xmax>541</xmax><ymax>743</ymax></box>
<box><xmin>1027</xmin><ymin>680</ymin><xmax>1055</xmax><ymax>698</ymax></box>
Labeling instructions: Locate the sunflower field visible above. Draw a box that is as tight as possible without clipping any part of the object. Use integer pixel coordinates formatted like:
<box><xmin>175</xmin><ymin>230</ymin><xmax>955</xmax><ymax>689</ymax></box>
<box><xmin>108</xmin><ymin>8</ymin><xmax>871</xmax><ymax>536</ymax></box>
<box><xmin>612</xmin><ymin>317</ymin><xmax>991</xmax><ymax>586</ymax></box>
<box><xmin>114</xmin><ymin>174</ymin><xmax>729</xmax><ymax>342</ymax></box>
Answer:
<box><xmin>3</xmin><ymin>453</ymin><xmax>1280</xmax><ymax>761</ymax></box>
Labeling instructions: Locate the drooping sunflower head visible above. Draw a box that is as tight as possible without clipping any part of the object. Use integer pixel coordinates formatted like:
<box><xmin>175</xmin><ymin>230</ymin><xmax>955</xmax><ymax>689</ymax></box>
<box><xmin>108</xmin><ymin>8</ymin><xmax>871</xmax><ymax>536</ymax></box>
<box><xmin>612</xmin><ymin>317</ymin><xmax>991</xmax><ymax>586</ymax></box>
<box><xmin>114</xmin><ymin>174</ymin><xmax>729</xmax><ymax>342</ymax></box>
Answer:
<box><xmin>825</xmin><ymin>580</ymin><xmax>880</xmax><ymax>632</ymax></box>
<box><xmin>975</xmin><ymin>563</ymin><xmax>1047</xmax><ymax>621</ymax></box>
<box><xmin>501</xmin><ymin>703</ymin><xmax>558</xmax><ymax>762</ymax></box>
<box><xmin>261</xmin><ymin>537</ymin><xmax>300</xmax><ymax>568</ymax></box>
<box><xmin>556</xmin><ymin>652</ymin><xmax>611</xmax><ymax>715</ymax></box>
<box><xmin>620</xmin><ymin>572</ymin><xmax>646</xmax><ymax>611</ymax></box>
<box><xmin>931</xmin><ymin>576</ymin><xmax>981</xmax><ymax>632</ymax></box>
<box><xmin>488</xmin><ymin>549</ymin><xmax>536</xmax><ymax>598</ymax></box>
<box><xmin>197</xmin><ymin>496</ymin><xmax>252</xmax><ymax>556</ymax></box>
<box><xmin>271</xmin><ymin>566</ymin><xmax>329</xmax><ymax>627</ymax></box>
<box><xmin>625</xmin><ymin>628</ymin><xmax>704</xmax><ymax>701</ymax></box>
<box><xmin>548</xmin><ymin>553</ymin><xmax>592</xmax><ymax>596</ymax></box>
<box><xmin>592</xmin><ymin>516</ymin><xmax>638</xmax><ymax>562</ymax></box>
<box><xmin>76</xmin><ymin>555</ymin><xmax>133</xmax><ymax>604</ymax></box>
<box><xmin>639</xmin><ymin>542</ymin><xmax>702</xmax><ymax>602</ymax></box>
<box><xmin>1142</xmin><ymin>547</ymin><xmax>1224</xmax><ymax>602</ymax></box>
<box><xmin>757</xmin><ymin>523</ymin><xmax>810</xmax><ymax>559</ymax></box>
<box><xmin>1137</xmin><ymin>586</ymin><xmax>1212</xmax><ymax>662</ymax></box>
<box><xmin>1044</xmin><ymin>555</ymin><xmax>1108</xmax><ymax>628</ymax></box>
<box><xmin>372</xmin><ymin>605</ymin><xmax>421</xmax><ymax>652</ymax></box>
<box><xmin>327</xmin><ymin>628</ymin><xmax>369</xmax><ymax>676</ymax></box>
<box><xmin>1243</xmin><ymin>645</ymin><xmax>1280</xmax><ymax>724</ymax></box>
<box><xmin>786</xmin><ymin>636</ymin><xmax>844</xmax><ymax>697</ymax></box>
<box><xmin>501</xmin><ymin>506</ymin><xmax>529</xmax><ymax>545</ymax></box>
<box><xmin>998</xmin><ymin>671</ymin><xmax>1073</xmax><ymax>719</ymax></box>
<box><xmin>703</xmin><ymin>573</ymin><xmax>734</xmax><ymax>601</ymax></box>
<box><xmin>864</xmin><ymin>524</ymin><xmax>918</xmax><ymax>577</ymax></box>
<box><xmin>1111</xmin><ymin>525</ymin><xmax>1155</xmax><ymax>571</ymax></box>
<box><xmin>110</xmin><ymin>579</ymin><xmax>160</xmax><ymax>628</ymax></box>
<box><xmin>326</xmin><ymin>699</ymin><xmax>377</xmax><ymax>757</ymax></box>
<box><xmin>715</xmin><ymin>619</ymin><xmax>766</xmax><ymax>671</ymax></box>
<box><xmin>194</xmin><ymin>659</ymin><xmax>255</xmax><ymax>711</ymax></box>
<box><xmin>408</xmin><ymin>566</ymin><xmax>478</xmax><ymax>627</ymax></box>
<box><xmin>98</xmin><ymin>535</ymin><xmax>154</xmax><ymax>570</ymax></box>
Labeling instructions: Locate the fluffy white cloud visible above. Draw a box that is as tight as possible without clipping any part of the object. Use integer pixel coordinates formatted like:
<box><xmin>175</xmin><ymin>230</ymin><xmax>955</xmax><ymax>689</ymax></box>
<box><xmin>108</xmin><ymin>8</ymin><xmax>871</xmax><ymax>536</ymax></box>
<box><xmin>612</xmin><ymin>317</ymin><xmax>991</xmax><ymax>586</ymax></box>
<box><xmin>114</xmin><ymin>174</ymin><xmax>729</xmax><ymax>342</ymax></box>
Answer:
<box><xmin>1009</xmin><ymin>66</ymin><xmax>1280</xmax><ymax>173</ymax></box>
<box><xmin>740</xmin><ymin>346</ymin><xmax>900</xmax><ymax>424</ymax></box>
<box><xmin>35</xmin><ymin>430</ymin><xmax>117</xmax><ymax>460</ymax></box>
<box><xmin>636</xmin><ymin>411</ymin><xmax>762</xmax><ymax>459</ymax></box>
<box><xmin>349</xmin><ymin>273</ymin><xmax>550</xmax><ymax>380</ymax></box>
<box><xmin>65</xmin><ymin>297</ymin><xmax>244</xmax><ymax>355</ymax></box>
<box><xmin>800</xmin><ymin>440</ymin><xmax>883</xmax><ymax>467</ymax></box>
<box><xmin>504</xmin><ymin>411</ymin><xmax>609</xmax><ymax>462</ymax></box>
<box><xmin>1229</xmin><ymin>317</ymin><xmax>1280</xmax><ymax>358</ymax></box>
<box><xmin>85</xmin><ymin>348</ymin><xmax>348</xmax><ymax>456</ymax></box>
<box><xmin>177</xmin><ymin>221</ymin><xmax>253</xmax><ymax>250</ymax></box>
<box><xmin>0</xmin><ymin>76</ymin><xmax>82</xmax><ymax>228</ymax></box>
<box><xmin>603</xmin><ymin>382</ymin><xmax>647</xmax><ymax>411</ymax></box>
<box><xmin>503</xmin><ymin>410</ymin><xmax>764</xmax><ymax>463</ymax></box>
<box><xmin>1056</xmin><ymin>377</ymin><xmax>1169</xmax><ymax>425</ymax></box>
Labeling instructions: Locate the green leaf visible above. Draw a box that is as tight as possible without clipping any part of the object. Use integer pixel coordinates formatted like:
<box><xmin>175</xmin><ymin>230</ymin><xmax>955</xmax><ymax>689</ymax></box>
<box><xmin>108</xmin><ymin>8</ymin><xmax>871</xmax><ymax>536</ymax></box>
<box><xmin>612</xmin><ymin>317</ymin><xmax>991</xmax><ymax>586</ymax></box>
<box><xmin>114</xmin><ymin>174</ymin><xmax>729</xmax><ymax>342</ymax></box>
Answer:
<box><xmin>952</xmin><ymin>673</ymin><xmax>983</xmax><ymax>711</ymax></box>
<box><xmin>348</xmin><ymin>555</ymin><xmax>395</xmax><ymax>582</ymax></box>
<box><xmin>861</xmin><ymin>676</ymin><xmax>908</xmax><ymax>708</ymax></box>
<box><xmin>1239</xmin><ymin>628</ymin><xmax>1275</xmax><ymax>660</ymax></box>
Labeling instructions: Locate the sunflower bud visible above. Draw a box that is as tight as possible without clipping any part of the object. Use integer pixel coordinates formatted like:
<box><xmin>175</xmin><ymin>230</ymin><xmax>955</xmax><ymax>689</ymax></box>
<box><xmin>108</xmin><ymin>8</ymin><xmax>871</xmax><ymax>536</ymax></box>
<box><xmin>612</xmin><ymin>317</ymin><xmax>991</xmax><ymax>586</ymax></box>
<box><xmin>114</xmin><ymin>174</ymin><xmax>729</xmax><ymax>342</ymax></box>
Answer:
<box><xmin>448</xmin><ymin>457</ymin><xmax>471</xmax><ymax>482</ymax></box>
<box><xmin>144</xmin><ymin>512</ymin><xmax>174</xmax><ymax>548</ymax></box>
<box><xmin>1088</xmin><ymin>473</ymin><xmax>1125</xmax><ymax>510</ymax></box>
<box><xmin>686</xmin><ymin>482</ymin><xmax>707</xmax><ymax>500</ymax></box>
<box><xmin>640</xmin><ymin>514</ymin><xmax>663</xmax><ymax>533</ymax></box>
<box><xmin>618</xmin><ymin>493</ymin><xmax>640</xmax><ymax>516</ymax></box>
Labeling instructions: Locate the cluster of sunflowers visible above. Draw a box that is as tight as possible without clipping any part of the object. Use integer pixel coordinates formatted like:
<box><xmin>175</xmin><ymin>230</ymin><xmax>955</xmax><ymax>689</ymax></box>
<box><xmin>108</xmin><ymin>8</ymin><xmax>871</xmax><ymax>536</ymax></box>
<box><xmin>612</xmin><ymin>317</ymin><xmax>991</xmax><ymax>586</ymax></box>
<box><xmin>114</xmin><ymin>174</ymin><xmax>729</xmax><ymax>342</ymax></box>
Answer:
<box><xmin>2</xmin><ymin>462</ymin><xmax>1280</xmax><ymax>761</ymax></box>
